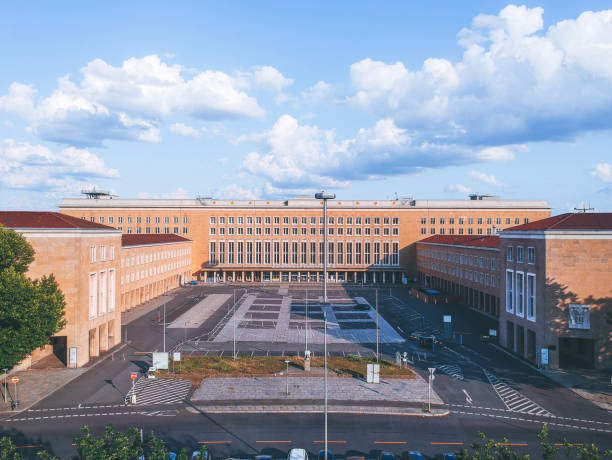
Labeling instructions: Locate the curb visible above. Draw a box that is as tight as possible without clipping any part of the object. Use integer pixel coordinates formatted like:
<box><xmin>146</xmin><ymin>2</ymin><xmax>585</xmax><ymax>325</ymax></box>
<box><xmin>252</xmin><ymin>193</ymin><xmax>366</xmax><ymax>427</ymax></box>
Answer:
<box><xmin>0</xmin><ymin>342</ymin><xmax>130</xmax><ymax>418</ymax></box>
<box><xmin>188</xmin><ymin>405</ymin><xmax>449</xmax><ymax>417</ymax></box>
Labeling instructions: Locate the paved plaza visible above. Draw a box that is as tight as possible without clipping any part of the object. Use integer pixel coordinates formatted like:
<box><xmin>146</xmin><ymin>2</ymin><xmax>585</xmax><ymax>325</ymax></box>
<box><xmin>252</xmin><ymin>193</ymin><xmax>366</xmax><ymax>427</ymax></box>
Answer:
<box><xmin>213</xmin><ymin>287</ymin><xmax>404</xmax><ymax>344</ymax></box>
<box><xmin>192</xmin><ymin>375</ymin><xmax>442</xmax><ymax>404</ymax></box>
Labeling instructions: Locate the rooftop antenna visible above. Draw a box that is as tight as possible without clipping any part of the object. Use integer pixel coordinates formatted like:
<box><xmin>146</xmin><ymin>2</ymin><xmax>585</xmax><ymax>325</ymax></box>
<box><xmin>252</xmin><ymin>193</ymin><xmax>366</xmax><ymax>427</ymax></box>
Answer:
<box><xmin>573</xmin><ymin>203</ymin><xmax>594</xmax><ymax>213</ymax></box>
<box><xmin>81</xmin><ymin>187</ymin><xmax>114</xmax><ymax>199</ymax></box>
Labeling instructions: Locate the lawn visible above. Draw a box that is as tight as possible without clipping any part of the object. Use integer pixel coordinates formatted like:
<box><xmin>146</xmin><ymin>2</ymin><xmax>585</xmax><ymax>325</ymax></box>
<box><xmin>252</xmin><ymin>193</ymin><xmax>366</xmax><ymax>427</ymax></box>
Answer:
<box><xmin>163</xmin><ymin>354</ymin><xmax>415</xmax><ymax>385</ymax></box>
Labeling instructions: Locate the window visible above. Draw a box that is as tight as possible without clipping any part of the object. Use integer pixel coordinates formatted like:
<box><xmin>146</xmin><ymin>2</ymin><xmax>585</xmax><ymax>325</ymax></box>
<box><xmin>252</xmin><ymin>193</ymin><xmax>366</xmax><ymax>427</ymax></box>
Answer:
<box><xmin>90</xmin><ymin>246</ymin><xmax>96</xmax><ymax>263</ymax></box>
<box><xmin>355</xmin><ymin>217</ymin><xmax>362</xmax><ymax>225</ymax></box>
<box><xmin>108</xmin><ymin>269</ymin><xmax>115</xmax><ymax>312</ymax></box>
<box><xmin>256</xmin><ymin>217</ymin><xmax>262</xmax><ymax>224</ymax></box>
<box><xmin>517</xmin><ymin>246</ymin><xmax>524</xmax><ymax>263</ymax></box>
<box><xmin>516</xmin><ymin>271</ymin><xmax>524</xmax><ymax>317</ymax></box>
<box><xmin>392</xmin><ymin>227</ymin><xmax>399</xmax><ymax>236</ymax></box>
<box><xmin>183</xmin><ymin>227</ymin><xmax>188</xmax><ymax>234</ymax></box>
<box><xmin>310</xmin><ymin>217</ymin><xmax>316</xmax><ymax>225</ymax></box>
<box><xmin>468</xmin><ymin>228</ymin><xmax>473</xmax><ymax>235</ymax></box>
<box><xmin>164</xmin><ymin>217</ymin><xmax>169</xmax><ymax>224</ymax></box>
<box><xmin>89</xmin><ymin>272</ymin><xmax>97</xmax><ymax>319</ymax></box>
<box><xmin>347</xmin><ymin>217</ymin><xmax>353</xmax><ymax>225</ymax></box>
<box><xmin>365</xmin><ymin>217</ymin><xmax>371</xmax><ymax>225</ymax></box>
<box><xmin>458</xmin><ymin>228</ymin><xmax>464</xmax><ymax>234</ymax></box>
<box><xmin>228</xmin><ymin>242</ymin><xmax>235</xmax><ymax>264</ymax></box>
<box><xmin>264</xmin><ymin>241</ymin><xmax>271</xmax><ymax>264</ymax></box>
<box><xmin>373</xmin><ymin>242</ymin><xmax>380</xmax><ymax>265</ymax></box>
<box><xmin>439</xmin><ymin>217</ymin><xmax>445</xmax><ymax>225</ymax></box>
<box><xmin>346</xmin><ymin>242</ymin><xmax>353</xmax><ymax>265</ymax></box>
<box><xmin>99</xmin><ymin>216</ymin><xmax>105</xmax><ymax>224</ymax></box>
<box><xmin>515</xmin><ymin>218</ymin><xmax>520</xmax><ymax>224</ymax></box>
<box><xmin>459</xmin><ymin>217</ymin><xmax>465</xmax><ymax>225</ymax></box>
<box><xmin>255</xmin><ymin>242</ymin><xmax>262</xmax><ymax>264</ymax></box>
<box><xmin>338</xmin><ymin>217</ymin><xmax>344</xmax><ymax>225</ymax></box>
<box><xmin>487</xmin><ymin>217</ymin><xmax>492</xmax><ymax>225</ymax></box>
<box><xmin>355</xmin><ymin>227</ymin><xmax>362</xmax><ymax>236</ymax></box>
<box><xmin>118</xmin><ymin>216</ymin><xmax>123</xmax><ymax>224</ymax></box>
<box><xmin>310</xmin><ymin>242</ymin><xmax>316</xmax><ymax>264</ymax></box>
<box><xmin>173</xmin><ymin>227</ymin><xmax>179</xmax><ymax>234</ymax></box>
<box><xmin>329</xmin><ymin>217</ymin><xmax>335</xmax><ymax>225</ymax></box>
<box><xmin>392</xmin><ymin>242</ymin><xmax>399</xmax><ymax>265</ymax></box>
<box><xmin>210</xmin><ymin>227</ymin><xmax>216</xmax><ymax>235</ymax></box>
<box><xmin>507</xmin><ymin>246</ymin><xmax>513</xmax><ymax>262</ymax></box>
<box><xmin>108</xmin><ymin>217</ymin><xmax>114</xmax><ymax>224</ymax></box>
<box><xmin>99</xmin><ymin>270</ymin><xmax>107</xmax><ymax>315</ymax></box>
<box><xmin>219</xmin><ymin>242</ymin><xmax>226</xmax><ymax>264</ymax></box>
<box><xmin>247</xmin><ymin>217</ymin><xmax>253</xmax><ymax>224</ymax></box>
<box><xmin>364</xmin><ymin>242</ymin><xmax>371</xmax><ymax>265</ymax></box>
<box><xmin>184</xmin><ymin>216</ymin><xmax>189</xmax><ymax>224</ymax></box>
<box><xmin>527</xmin><ymin>274</ymin><xmax>536</xmax><ymax>321</ymax></box>
<box><xmin>127</xmin><ymin>216</ymin><xmax>132</xmax><ymax>224</ymax></box>
<box><xmin>273</xmin><ymin>241</ymin><xmax>280</xmax><ymax>264</ymax></box>
<box><xmin>209</xmin><ymin>242</ymin><xmax>217</xmax><ymax>264</ymax></box>
<box><xmin>392</xmin><ymin>217</ymin><xmax>399</xmax><ymax>225</ymax></box>
<box><xmin>355</xmin><ymin>242</ymin><xmax>362</xmax><ymax>265</ymax></box>
<box><xmin>337</xmin><ymin>242</ymin><xmax>343</xmax><ymax>264</ymax></box>
<box><xmin>274</xmin><ymin>217</ymin><xmax>280</xmax><ymax>224</ymax></box>
<box><xmin>430</xmin><ymin>217</ymin><xmax>435</xmax><ymax>225</ymax></box>
<box><xmin>505</xmin><ymin>270</ymin><xmax>514</xmax><ymax>313</ymax></box>
<box><xmin>421</xmin><ymin>217</ymin><xmax>427</xmax><ymax>225</ymax></box>
<box><xmin>219</xmin><ymin>217</ymin><xmax>225</xmax><ymax>224</ymax></box>
<box><xmin>528</xmin><ymin>247</ymin><xmax>535</xmax><ymax>264</ymax></box>
<box><xmin>430</xmin><ymin>228</ymin><xmax>436</xmax><ymax>234</ymax></box>
<box><xmin>301</xmin><ymin>242</ymin><xmax>307</xmax><ymax>264</ymax></box>
<box><xmin>449</xmin><ymin>217</ymin><xmax>454</xmax><ymax>225</ymax></box>
<box><xmin>477</xmin><ymin>218</ymin><xmax>483</xmax><ymax>225</ymax></box>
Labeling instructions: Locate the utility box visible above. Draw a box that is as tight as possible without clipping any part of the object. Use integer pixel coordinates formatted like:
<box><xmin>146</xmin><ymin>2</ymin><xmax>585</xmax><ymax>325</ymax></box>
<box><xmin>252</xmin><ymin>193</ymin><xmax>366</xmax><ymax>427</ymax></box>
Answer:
<box><xmin>304</xmin><ymin>357</ymin><xmax>311</xmax><ymax>372</ymax></box>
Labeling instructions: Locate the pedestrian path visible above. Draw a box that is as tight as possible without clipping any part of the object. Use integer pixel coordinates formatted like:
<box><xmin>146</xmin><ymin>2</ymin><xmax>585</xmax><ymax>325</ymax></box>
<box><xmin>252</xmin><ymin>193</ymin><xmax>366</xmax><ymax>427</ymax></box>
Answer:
<box><xmin>438</xmin><ymin>364</ymin><xmax>463</xmax><ymax>380</ymax></box>
<box><xmin>127</xmin><ymin>378</ymin><xmax>191</xmax><ymax>405</ymax></box>
<box><xmin>483</xmin><ymin>369</ymin><xmax>552</xmax><ymax>416</ymax></box>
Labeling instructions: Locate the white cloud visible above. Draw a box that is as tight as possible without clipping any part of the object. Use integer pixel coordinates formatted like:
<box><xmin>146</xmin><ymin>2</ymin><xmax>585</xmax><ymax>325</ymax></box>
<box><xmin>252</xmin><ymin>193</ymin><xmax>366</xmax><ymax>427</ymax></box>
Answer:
<box><xmin>445</xmin><ymin>184</ymin><xmax>470</xmax><ymax>194</ymax></box>
<box><xmin>470</xmin><ymin>170</ymin><xmax>502</xmax><ymax>186</ymax></box>
<box><xmin>591</xmin><ymin>162</ymin><xmax>612</xmax><ymax>182</ymax></box>
<box><xmin>253</xmin><ymin>66</ymin><xmax>293</xmax><ymax>92</ymax></box>
<box><xmin>301</xmin><ymin>81</ymin><xmax>335</xmax><ymax>104</ymax></box>
<box><xmin>170</xmin><ymin>122</ymin><xmax>201</xmax><ymax>139</ymax></box>
<box><xmin>0</xmin><ymin>139</ymin><xmax>118</xmax><ymax>191</ymax></box>
<box><xmin>214</xmin><ymin>183</ymin><xmax>259</xmax><ymax>200</ymax></box>
<box><xmin>348</xmin><ymin>6</ymin><xmax>612</xmax><ymax>147</ymax></box>
<box><xmin>0</xmin><ymin>55</ymin><xmax>264</xmax><ymax>146</ymax></box>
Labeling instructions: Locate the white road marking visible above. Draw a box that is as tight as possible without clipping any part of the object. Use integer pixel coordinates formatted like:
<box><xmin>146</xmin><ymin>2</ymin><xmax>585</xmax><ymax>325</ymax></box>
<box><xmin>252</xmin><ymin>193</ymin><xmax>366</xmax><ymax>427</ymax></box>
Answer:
<box><xmin>462</xmin><ymin>389</ymin><xmax>473</xmax><ymax>405</ymax></box>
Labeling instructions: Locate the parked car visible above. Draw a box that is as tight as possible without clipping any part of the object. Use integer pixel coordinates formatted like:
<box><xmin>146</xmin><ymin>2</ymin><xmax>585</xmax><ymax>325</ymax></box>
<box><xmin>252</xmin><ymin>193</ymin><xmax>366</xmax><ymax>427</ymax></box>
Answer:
<box><xmin>379</xmin><ymin>452</ymin><xmax>396</xmax><ymax>460</ymax></box>
<box><xmin>256</xmin><ymin>456</ymin><xmax>273</xmax><ymax>460</ymax></box>
<box><xmin>406</xmin><ymin>452</ymin><xmax>424</xmax><ymax>460</ymax></box>
<box><xmin>288</xmin><ymin>449</ymin><xmax>308</xmax><ymax>460</ymax></box>
<box><xmin>318</xmin><ymin>450</ymin><xmax>333</xmax><ymax>460</ymax></box>
<box><xmin>444</xmin><ymin>453</ymin><xmax>456</xmax><ymax>460</ymax></box>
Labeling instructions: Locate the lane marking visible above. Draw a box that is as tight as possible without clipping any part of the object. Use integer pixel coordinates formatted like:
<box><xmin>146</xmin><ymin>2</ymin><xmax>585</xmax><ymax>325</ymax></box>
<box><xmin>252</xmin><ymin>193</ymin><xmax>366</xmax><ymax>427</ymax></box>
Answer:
<box><xmin>462</xmin><ymin>389</ymin><xmax>473</xmax><ymax>405</ymax></box>
<box><xmin>256</xmin><ymin>441</ymin><xmax>292</xmax><ymax>443</ymax></box>
<box><xmin>313</xmin><ymin>441</ymin><xmax>347</xmax><ymax>444</ymax></box>
<box><xmin>501</xmin><ymin>443</ymin><xmax>528</xmax><ymax>446</ymax></box>
<box><xmin>431</xmin><ymin>442</ymin><xmax>464</xmax><ymax>445</ymax></box>
<box><xmin>374</xmin><ymin>441</ymin><xmax>407</xmax><ymax>444</ymax></box>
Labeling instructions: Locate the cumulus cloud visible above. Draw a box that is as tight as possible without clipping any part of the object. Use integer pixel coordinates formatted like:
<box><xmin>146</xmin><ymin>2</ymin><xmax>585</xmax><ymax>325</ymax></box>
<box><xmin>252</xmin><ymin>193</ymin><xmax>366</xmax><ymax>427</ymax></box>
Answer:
<box><xmin>253</xmin><ymin>66</ymin><xmax>293</xmax><ymax>92</ymax></box>
<box><xmin>239</xmin><ymin>114</ymin><xmax>522</xmax><ymax>190</ymax></box>
<box><xmin>591</xmin><ymin>162</ymin><xmax>612</xmax><ymax>182</ymax></box>
<box><xmin>0</xmin><ymin>55</ymin><xmax>264</xmax><ymax>146</ymax></box>
<box><xmin>0</xmin><ymin>139</ymin><xmax>118</xmax><ymax>191</ymax></box>
<box><xmin>470</xmin><ymin>170</ymin><xmax>502</xmax><ymax>186</ymax></box>
<box><xmin>301</xmin><ymin>81</ymin><xmax>336</xmax><ymax>104</ymax></box>
<box><xmin>170</xmin><ymin>122</ymin><xmax>201</xmax><ymax>139</ymax></box>
<box><xmin>214</xmin><ymin>183</ymin><xmax>259</xmax><ymax>200</ymax></box>
<box><xmin>445</xmin><ymin>184</ymin><xmax>470</xmax><ymax>194</ymax></box>
<box><xmin>348</xmin><ymin>6</ymin><xmax>612</xmax><ymax>146</ymax></box>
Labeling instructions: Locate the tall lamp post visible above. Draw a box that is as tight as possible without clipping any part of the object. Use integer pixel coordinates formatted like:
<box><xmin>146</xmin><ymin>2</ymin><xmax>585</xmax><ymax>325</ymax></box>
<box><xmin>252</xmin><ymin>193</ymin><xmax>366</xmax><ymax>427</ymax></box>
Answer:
<box><xmin>163</xmin><ymin>286</ymin><xmax>168</xmax><ymax>353</ymax></box>
<box><xmin>315</xmin><ymin>191</ymin><xmax>336</xmax><ymax>304</ymax></box>
<box><xmin>324</xmin><ymin>310</ymin><xmax>328</xmax><ymax>460</ymax></box>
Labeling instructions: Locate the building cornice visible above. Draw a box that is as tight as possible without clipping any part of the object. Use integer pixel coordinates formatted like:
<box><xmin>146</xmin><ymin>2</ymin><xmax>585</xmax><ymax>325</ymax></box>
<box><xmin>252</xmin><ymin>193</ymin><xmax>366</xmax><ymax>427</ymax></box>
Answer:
<box><xmin>416</xmin><ymin>241</ymin><xmax>499</xmax><ymax>252</ymax></box>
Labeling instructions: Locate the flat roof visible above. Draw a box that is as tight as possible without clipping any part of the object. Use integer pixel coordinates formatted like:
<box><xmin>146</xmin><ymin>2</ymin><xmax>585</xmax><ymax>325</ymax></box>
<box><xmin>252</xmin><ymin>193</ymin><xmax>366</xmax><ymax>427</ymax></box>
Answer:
<box><xmin>59</xmin><ymin>197</ymin><xmax>550</xmax><ymax>210</ymax></box>
<box><xmin>417</xmin><ymin>234</ymin><xmax>500</xmax><ymax>249</ymax></box>
<box><xmin>0</xmin><ymin>211</ymin><xmax>116</xmax><ymax>230</ymax></box>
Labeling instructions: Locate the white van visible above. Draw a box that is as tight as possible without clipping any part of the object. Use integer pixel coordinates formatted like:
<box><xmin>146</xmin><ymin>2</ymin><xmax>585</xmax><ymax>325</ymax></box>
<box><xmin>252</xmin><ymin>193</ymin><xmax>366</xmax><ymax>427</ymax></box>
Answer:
<box><xmin>288</xmin><ymin>449</ymin><xmax>308</xmax><ymax>460</ymax></box>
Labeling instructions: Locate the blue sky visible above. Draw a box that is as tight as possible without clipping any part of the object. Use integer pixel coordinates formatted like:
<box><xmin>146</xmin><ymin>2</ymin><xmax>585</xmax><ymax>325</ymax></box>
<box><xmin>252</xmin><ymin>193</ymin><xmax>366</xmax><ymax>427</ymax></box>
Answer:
<box><xmin>1</xmin><ymin>1</ymin><xmax>611</xmax><ymax>213</ymax></box>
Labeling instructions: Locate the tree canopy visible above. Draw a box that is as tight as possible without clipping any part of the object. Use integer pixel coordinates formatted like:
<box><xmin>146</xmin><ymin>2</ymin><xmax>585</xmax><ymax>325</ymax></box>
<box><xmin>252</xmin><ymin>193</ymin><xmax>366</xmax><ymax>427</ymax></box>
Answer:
<box><xmin>0</xmin><ymin>225</ymin><xmax>66</xmax><ymax>369</ymax></box>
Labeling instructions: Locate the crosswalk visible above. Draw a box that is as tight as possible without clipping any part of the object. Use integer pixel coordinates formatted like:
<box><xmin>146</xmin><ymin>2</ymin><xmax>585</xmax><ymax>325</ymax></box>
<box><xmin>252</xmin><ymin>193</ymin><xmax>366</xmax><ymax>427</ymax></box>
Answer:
<box><xmin>483</xmin><ymin>369</ymin><xmax>552</xmax><ymax>416</ymax></box>
<box><xmin>438</xmin><ymin>364</ymin><xmax>464</xmax><ymax>380</ymax></box>
<box><xmin>127</xmin><ymin>378</ymin><xmax>192</xmax><ymax>406</ymax></box>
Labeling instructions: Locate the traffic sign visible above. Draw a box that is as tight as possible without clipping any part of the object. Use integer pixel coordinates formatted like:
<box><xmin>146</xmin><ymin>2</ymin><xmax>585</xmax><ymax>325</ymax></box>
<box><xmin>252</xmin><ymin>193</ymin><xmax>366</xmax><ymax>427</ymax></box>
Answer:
<box><xmin>130</xmin><ymin>372</ymin><xmax>138</xmax><ymax>380</ymax></box>
<box><xmin>10</xmin><ymin>377</ymin><xmax>19</xmax><ymax>383</ymax></box>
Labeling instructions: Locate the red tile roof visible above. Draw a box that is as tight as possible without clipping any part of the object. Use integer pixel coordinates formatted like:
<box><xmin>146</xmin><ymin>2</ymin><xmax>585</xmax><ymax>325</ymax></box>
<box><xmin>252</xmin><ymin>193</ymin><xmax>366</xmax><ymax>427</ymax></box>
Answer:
<box><xmin>121</xmin><ymin>234</ymin><xmax>192</xmax><ymax>247</ymax></box>
<box><xmin>418</xmin><ymin>234</ymin><xmax>500</xmax><ymax>248</ymax></box>
<box><xmin>506</xmin><ymin>213</ymin><xmax>612</xmax><ymax>231</ymax></box>
<box><xmin>0</xmin><ymin>211</ymin><xmax>115</xmax><ymax>230</ymax></box>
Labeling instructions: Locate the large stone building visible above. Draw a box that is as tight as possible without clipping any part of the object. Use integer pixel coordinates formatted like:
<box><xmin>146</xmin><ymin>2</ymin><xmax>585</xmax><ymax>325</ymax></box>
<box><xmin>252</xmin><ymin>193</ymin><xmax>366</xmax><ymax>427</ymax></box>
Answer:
<box><xmin>59</xmin><ymin>194</ymin><xmax>550</xmax><ymax>284</ymax></box>
<box><xmin>499</xmin><ymin>213</ymin><xmax>612</xmax><ymax>370</ymax></box>
<box><xmin>416</xmin><ymin>235</ymin><xmax>501</xmax><ymax>317</ymax></box>
<box><xmin>0</xmin><ymin>212</ymin><xmax>191</xmax><ymax>368</ymax></box>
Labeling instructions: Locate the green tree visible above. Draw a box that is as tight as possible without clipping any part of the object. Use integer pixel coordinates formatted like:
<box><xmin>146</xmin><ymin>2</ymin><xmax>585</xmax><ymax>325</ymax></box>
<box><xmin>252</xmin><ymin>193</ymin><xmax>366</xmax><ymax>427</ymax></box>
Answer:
<box><xmin>0</xmin><ymin>436</ymin><xmax>23</xmax><ymax>460</ymax></box>
<box><xmin>0</xmin><ymin>226</ymin><xmax>66</xmax><ymax>369</ymax></box>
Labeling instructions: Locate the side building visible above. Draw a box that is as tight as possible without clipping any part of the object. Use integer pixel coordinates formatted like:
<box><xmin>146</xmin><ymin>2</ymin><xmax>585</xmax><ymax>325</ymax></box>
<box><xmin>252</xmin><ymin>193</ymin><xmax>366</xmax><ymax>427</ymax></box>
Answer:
<box><xmin>0</xmin><ymin>212</ymin><xmax>193</xmax><ymax>369</ymax></box>
<box><xmin>0</xmin><ymin>212</ymin><xmax>122</xmax><ymax>368</ymax></box>
<box><xmin>500</xmin><ymin>213</ymin><xmax>612</xmax><ymax>370</ymax></box>
<box><xmin>416</xmin><ymin>235</ymin><xmax>501</xmax><ymax>318</ymax></box>
<box><xmin>59</xmin><ymin>194</ymin><xmax>550</xmax><ymax>284</ymax></box>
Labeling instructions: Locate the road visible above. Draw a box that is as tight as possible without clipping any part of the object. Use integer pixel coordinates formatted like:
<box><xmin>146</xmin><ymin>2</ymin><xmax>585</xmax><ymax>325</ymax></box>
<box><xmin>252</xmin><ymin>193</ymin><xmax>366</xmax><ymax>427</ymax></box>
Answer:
<box><xmin>0</xmin><ymin>284</ymin><xmax>609</xmax><ymax>459</ymax></box>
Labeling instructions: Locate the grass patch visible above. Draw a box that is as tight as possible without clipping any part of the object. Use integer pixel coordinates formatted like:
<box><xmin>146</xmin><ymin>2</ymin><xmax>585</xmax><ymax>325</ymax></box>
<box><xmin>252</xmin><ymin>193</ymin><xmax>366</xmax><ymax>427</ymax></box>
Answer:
<box><xmin>163</xmin><ymin>355</ymin><xmax>415</xmax><ymax>385</ymax></box>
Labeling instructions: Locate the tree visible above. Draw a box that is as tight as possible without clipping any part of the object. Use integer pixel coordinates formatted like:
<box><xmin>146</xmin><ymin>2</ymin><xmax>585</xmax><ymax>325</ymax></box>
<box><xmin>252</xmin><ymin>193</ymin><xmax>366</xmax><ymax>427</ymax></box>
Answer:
<box><xmin>0</xmin><ymin>436</ymin><xmax>24</xmax><ymax>460</ymax></box>
<box><xmin>0</xmin><ymin>226</ymin><xmax>66</xmax><ymax>369</ymax></box>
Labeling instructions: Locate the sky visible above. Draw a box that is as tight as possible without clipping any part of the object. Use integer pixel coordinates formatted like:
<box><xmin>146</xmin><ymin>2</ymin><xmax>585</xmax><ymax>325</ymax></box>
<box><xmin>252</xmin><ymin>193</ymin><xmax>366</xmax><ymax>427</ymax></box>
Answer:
<box><xmin>1</xmin><ymin>1</ymin><xmax>611</xmax><ymax>214</ymax></box>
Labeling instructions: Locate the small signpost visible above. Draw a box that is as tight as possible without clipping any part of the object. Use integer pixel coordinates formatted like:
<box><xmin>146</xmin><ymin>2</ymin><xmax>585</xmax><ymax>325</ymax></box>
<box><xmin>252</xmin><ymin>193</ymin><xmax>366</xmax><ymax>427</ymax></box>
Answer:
<box><xmin>69</xmin><ymin>347</ymin><xmax>77</xmax><ymax>368</ymax></box>
<box><xmin>130</xmin><ymin>372</ymin><xmax>137</xmax><ymax>404</ymax></box>
<box><xmin>366</xmin><ymin>364</ymin><xmax>380</xmax><ymax>383</ymax></box>
<box><xmin>173</xmin><ymin>352</ymin><xmax>181</xmax><ymax>373</ymax></box>
<box><xmin>152</xmin><ymin>352</ymin><xmax>169</xmax><ymax>370</ymax></box>
<box><xmin>10</xmin><ymin>376</ymin><xmax>19</xmax><ymax>409</ymax></box>
<box><xmin>395</xmin><ymin>351</ymin><xmax>401</xmax><ymax>366</ymax></box>
<box><xmin>428</xmin><ymin>368</ymin><xmax>436</xmax><ymax>412</ymax></box>
<box><xmin>443</xmin><ymin>315</ymin><xmax>452</xmax><ymax>340</ymax></box>
<box><xmin>541</xmin><ymin>348</ymin><xmax>549</xmax><ymax>366</ymax></box>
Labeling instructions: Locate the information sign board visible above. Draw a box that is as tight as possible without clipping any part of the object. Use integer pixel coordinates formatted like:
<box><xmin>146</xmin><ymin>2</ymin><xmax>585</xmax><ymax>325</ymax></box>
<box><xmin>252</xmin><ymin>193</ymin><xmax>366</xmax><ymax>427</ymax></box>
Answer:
<box><xmin>173</xmin><ymin>352</ymin><xmax>181</xmax><ymax>362</ymax></box>
<box><xmin>541</xmin><ymin>348</ymin><xmax>549</xmax><ymax>365</ymax></box>
<box><xmin>152</xmin><ymin>352</ymin><xmax>169</xmax><ymax>370</ymax></box>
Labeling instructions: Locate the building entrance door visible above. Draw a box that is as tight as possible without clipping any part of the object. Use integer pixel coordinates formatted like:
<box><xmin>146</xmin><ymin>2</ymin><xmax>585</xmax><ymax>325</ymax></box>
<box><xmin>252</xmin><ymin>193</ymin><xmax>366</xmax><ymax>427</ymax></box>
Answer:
<box><xmin>51</xmin><ymin>336</ymin><xmax>67</xmax><ymax>366</ymax></box>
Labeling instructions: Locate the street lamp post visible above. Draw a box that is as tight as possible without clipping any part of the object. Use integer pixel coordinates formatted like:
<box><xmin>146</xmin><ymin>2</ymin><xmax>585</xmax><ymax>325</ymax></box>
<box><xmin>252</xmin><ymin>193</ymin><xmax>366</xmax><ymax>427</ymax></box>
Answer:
<box><xmin>163</xmin><ymin>286</ymin><xmax>168</xmax><ymax>353</ymax></box>
<box><xmin>2</xmin><ymin>369</ymin><xmax>7</xmax><ymax>403</ymax></box>
<box><xmin>285</xmin><ymin>360</ymin><xmax>290</xmax><ymax>395</ymax></box>
<box><xmin>428</xmin><ymin>367</ymin><xmax>436</xmax><ymax>412</ymax></box>
<box><xmin>376</xmin><ymin>289</ymin><xmax>379</xmax><ymax>362</ymax></box>
<box><xmin>305</xmin><ymin>287</ymin><xmax>308</xmax><ymax>355</ymax></box>
<box><xmin>233</xmin><ymin>289</ymin><xmax>236</xmax><ymax>361</ymax></box>
<box><xmin>324</xmin><ymin>311</ymin><xmax>328</xmax><ymax>460</ymax></box>
<box><xmin>315</xmin><ymin>191</ymin><xmax>335</xmax><ymax>304</ymax></box>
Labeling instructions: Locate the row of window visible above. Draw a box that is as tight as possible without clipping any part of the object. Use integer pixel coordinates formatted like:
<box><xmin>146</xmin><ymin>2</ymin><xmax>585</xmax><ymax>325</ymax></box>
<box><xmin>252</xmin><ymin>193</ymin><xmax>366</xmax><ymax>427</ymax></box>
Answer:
<box><xmin>421</xmin><ymin>227</ymin><xmax>497</xmax><ymax>236</ymax></box>
<box><xmin>120</xmin><ymin>226</ymin><xmax>189</xmax><ymax>235</ymax></box>
<box><xmin>421</xmin><ymin>217</ymin><xmax>529</xmax><ymax>225</ymax></box>
<box><xmin>506</xmin><ymin>246</ymin><xmax>536</xmax><ymax>264</ymax></box>
<box><xmin>121</xmin><ymin>247</ymin><xmax>191</xmax><ymax>268</ymax></box>
<box><xmin>422</xmin><ymin>249</ymin><xmax>499</xmax><ymax>271</ymax></box>
<box><xmin>120</xmin><ymin>259</ymin><xmax>190</xmax><ymax>285</ymax></box>
<box><xmin>86</xmin><ymin>216</ymin><xmax>189</xmax><ymax>225</ymax></box>
<box><xmin>210</xmin><ymin>216</ymin><xmax>400</xmax><ymax>226</ymax></box>
<box><xmin>90</xmin><ymin>245</ymin><xmax>115</xmax><ymax>263</ymax></box>
<box><xmin>211</xmin><ymin>226</ymin><xmax>399</xmax><ymax>236</ymax></box>
<box><xmin>88</xmin><ymin>270</ymin><xmax>116</xmax><ymax>320</ymax></box>
<box><xmin>424</xmin><ymin>261</ymin><xmax>500</xmax><ymax>288</ymax></box>
<box><xmin>209</xmin><ymin>240</ymin><xmax>400</xmax><ymax>266</ymax></box>
<box><xmin>505</xmin><ymin>270</ymin><xmax>536</xmax><ymax>322</ymax></box>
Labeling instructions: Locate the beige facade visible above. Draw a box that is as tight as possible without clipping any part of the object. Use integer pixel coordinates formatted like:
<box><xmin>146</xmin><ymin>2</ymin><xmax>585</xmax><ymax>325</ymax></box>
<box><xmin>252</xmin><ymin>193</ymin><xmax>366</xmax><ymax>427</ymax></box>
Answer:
<box><xmin>500</xmin><ymin>216</ymin><xmax>612</xmax><ymax>370</ymax></box>
<box><xmin>416</xmin><ymin>235</ymin><xmax>502</xmax><ymax>317</ymax></box>
<box><xmin>1</xmin><ymin>222</ymin><xmax>123</xmax><ymax>368</ymax></box>
<box><xmin>120</xmin><ymin>235</ymin><xmax>192</xmax><ymax>311</ymax></box>
<box><xmin>59</xmin><ymin>195</ymin><xmax>550</xmax><ymax>283</ymax></box>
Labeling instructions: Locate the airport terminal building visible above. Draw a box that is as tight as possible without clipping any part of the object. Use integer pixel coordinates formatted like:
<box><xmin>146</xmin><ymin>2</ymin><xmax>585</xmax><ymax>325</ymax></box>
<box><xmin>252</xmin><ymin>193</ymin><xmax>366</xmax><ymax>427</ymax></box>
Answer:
<box><xmin>59</xmin><ymin>194</ymin><xmax>550</xmax><ymax>285</ymax></box>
